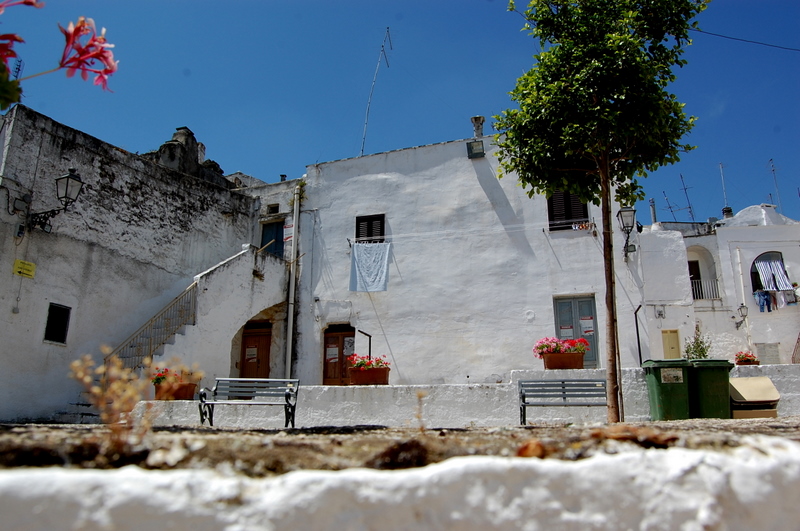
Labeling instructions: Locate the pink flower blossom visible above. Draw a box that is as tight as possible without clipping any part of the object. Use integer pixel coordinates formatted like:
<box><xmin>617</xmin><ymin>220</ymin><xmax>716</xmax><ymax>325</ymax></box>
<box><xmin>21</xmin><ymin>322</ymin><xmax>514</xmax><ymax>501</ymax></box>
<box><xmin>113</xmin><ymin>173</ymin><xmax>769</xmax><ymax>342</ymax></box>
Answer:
<box><xmin>0</xmin><ymin>33</ymin><xmax>23</xmax><ymax>68</ymax></box>
<box><xmin>58</xmin><ymin>16</ymin><xmax>118</xmax><ymax>91</ymax></box>
<box><xmin>0</xmin><ymin>0</ymin><xmax>44</xmax><ymax>16</ymax></box>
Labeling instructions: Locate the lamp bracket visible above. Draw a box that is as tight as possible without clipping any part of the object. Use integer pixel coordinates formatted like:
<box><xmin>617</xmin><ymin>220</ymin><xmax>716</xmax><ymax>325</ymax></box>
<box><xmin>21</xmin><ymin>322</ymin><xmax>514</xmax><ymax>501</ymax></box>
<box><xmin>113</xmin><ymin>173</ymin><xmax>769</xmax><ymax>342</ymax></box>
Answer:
<box><xmin>28</xmin><ymin>207</ymin><xmax>64</xmax><ymax>231</ymax></box>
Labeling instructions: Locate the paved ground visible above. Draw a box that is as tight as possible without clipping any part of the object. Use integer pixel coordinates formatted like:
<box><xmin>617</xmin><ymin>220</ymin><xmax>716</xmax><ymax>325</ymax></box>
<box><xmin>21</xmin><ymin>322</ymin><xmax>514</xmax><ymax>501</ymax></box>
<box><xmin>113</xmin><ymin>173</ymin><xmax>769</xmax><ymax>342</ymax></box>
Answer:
<box><xmin>2</xmin><ymin>416</ymin><xmax>798</xmax><ymax>476</ymax></box>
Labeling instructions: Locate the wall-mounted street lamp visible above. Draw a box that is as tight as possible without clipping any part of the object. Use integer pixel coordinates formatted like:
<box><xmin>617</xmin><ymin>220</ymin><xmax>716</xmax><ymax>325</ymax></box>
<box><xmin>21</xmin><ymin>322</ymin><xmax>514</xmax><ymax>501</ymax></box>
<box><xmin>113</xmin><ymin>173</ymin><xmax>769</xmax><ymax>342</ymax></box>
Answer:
<box><xmin>616</xmin><ymin>206</ymin><xmax>637</xmax><ymax>260</ymax></box>
<box><xmin>16</xmin><ymin>168</ymin><xmax>84</xmax><ymax>234</ymax></box>
<box><xmin>734</xmin><ymin>303</ymin><xmax>748</xmax><ymax>330</ymax></box>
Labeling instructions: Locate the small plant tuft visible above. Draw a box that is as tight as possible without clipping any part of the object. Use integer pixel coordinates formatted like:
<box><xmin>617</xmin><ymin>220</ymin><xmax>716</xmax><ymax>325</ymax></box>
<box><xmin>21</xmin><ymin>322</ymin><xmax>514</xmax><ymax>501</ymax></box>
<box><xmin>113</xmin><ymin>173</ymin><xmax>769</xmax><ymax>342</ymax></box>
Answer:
<box><xmin>684</xmin><ymin>324</ymin><xmax>711</xmax><ymax>360</ymax></box>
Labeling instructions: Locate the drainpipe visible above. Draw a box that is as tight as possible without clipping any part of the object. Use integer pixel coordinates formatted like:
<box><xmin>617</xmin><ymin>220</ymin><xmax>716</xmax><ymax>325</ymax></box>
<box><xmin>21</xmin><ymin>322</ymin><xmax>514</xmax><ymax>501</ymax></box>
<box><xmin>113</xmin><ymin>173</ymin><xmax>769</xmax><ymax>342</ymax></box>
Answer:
<box><xmin>735</xmin><ymin>247</ymin><xmax>753</xmax><ymax>347</ymax></box>
<box><xmin>285</xmin><ymin>185</ymin><xmax>301</xmax><ymax>379</ymax></box>
<box><xmin>634</xmin><ymin>305</ymin><xmax>643</xmax><ymax>366</ymax></box>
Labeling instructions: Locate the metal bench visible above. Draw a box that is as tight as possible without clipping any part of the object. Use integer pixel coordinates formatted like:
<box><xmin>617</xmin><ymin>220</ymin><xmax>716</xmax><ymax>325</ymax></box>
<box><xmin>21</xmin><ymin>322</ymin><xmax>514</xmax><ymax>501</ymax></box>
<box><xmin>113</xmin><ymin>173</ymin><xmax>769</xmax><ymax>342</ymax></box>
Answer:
<box><xmin>518</xmin><ymin>379</ymin><xmax>607</xmax><ymax>425</ymax></box>
<box><xmin>199</xmin><ymin>378</ymin><xmax>300</xmax><ymax>428</ymax></box>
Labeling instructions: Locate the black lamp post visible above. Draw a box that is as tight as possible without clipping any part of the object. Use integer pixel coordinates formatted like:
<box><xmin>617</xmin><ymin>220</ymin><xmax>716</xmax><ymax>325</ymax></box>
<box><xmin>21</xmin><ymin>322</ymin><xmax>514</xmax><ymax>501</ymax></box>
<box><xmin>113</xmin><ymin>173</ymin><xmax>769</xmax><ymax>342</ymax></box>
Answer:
<box><xmin>616</xmin><ymin>206</ymin><xmax>637</xmax><ymax>260</ymax></box>
<box><xmin>28</xmin><ymin>168</ymin><xmax>84</xmax><ymax>233</ymax></box>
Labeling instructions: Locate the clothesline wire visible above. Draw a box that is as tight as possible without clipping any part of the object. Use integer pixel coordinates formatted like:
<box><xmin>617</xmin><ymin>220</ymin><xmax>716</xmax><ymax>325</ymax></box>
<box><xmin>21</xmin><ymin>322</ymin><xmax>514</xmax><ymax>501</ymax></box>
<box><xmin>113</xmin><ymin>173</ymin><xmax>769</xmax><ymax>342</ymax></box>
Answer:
<box><xmin>349</xmin><ymin>219</ymin><xmax>598</xmax><ymax>242</ymax></box>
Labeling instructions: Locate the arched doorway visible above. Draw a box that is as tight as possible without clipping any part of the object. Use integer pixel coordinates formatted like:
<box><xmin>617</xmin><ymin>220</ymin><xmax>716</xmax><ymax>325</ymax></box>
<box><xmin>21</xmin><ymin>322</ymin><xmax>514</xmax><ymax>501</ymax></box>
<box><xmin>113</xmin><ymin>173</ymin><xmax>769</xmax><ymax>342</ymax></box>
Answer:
<box><xmin>323</xmin><ymin>324</ymin><xmax>355</xmax><ymax>386</ymax></box>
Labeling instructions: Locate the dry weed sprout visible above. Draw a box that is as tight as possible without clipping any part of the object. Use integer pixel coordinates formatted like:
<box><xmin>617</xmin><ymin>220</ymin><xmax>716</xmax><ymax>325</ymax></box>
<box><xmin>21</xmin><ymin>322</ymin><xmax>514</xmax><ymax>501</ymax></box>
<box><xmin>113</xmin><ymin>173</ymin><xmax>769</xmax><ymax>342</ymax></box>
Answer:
<box><xmin>69</xmin><ymin>348</ymin><xmax>151</xmax><ymax>456</ymax></box>
<box><xmin>69</xmin><ymin>351</ymin><xmax>206</xmax><ymax>457</ymax></box>
<box><xmin>415</xmin><ymin>390</ymin><xmax>428</xmax><ymax>433</ymax></box>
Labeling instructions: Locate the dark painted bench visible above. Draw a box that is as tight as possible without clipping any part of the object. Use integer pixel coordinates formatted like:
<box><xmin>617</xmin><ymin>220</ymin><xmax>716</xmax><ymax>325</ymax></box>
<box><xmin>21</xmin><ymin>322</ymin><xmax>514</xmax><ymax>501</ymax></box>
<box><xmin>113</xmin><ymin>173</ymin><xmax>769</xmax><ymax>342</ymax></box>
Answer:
<box><xmin>199</xmin><ymin>378</ymin><xmax>300</xmax><ymax>428</ymax></box>
<box><xmin>518</xmin><ymin>379</ymin><xmax>607</xmax><ymax>425</ymax></box>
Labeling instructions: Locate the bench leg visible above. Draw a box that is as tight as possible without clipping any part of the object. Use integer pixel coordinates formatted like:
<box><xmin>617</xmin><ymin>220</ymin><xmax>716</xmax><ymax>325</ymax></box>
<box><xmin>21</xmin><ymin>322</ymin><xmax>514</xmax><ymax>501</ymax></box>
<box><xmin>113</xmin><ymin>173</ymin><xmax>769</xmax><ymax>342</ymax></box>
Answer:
<box><xmin>199</xmin><ymin>403</ymin><xmax>214</xmax><ymax>427</ymax></box>
<box><xmin>285</xmin><ymin>403</ymin><xmax>296</xmax><ymax>428</ymax></box>
<box><xmin>520</xmin><ymin>405</ymin><xmax>526</xmax><ymax>426</ymax></box>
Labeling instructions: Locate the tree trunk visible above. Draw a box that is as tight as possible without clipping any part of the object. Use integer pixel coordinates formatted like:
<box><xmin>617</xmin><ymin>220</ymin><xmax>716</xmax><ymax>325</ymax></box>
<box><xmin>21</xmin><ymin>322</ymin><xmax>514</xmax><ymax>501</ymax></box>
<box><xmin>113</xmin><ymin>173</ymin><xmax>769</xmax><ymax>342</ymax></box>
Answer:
<box><xmin>599</xmin><ymin>161</ymin><xmax>621</xmax><ymax>423</ymax></box>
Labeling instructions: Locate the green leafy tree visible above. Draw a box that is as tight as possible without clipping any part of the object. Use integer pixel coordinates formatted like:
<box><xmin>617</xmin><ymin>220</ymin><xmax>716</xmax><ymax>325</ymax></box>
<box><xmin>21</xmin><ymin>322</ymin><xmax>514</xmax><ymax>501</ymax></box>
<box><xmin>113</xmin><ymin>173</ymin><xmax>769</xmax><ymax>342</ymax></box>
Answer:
<box><xmin>495</xmin><ymin>0</ymin><xmax>707</xmax><ymax>422</ymax></box>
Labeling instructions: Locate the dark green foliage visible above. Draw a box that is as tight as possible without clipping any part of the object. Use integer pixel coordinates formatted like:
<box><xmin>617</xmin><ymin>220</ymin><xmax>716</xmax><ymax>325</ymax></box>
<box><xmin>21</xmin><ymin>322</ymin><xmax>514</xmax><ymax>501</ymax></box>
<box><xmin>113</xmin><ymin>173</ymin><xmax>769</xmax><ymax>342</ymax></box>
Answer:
<box><xmin>495</xmin><ymin>0</ymin><xmax>708</xmax><ymax>205</ymax></box>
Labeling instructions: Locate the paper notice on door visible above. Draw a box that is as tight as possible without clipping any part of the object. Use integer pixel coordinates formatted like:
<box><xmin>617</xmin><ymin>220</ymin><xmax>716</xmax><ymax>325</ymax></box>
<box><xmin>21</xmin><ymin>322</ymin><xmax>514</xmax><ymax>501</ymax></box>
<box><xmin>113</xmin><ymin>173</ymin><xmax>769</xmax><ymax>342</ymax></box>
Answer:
<box><xmin>246</xmin><ymin>347</ymin><xmax>258</xmax><ymax>361</ymax></box>
<box><xmin>326</xmin><ymin>347</ymin><xmax>339</xmax><ymax>360</ymax></box>
<box><xmin>560</xmin><ymin>325</ymin><xmax>574</xmax><ymax>339</ymax></box>
<box><xmin>580</xmin><ymin>316</ymin><xmax>594</xmax><ymax>336</ymax></box>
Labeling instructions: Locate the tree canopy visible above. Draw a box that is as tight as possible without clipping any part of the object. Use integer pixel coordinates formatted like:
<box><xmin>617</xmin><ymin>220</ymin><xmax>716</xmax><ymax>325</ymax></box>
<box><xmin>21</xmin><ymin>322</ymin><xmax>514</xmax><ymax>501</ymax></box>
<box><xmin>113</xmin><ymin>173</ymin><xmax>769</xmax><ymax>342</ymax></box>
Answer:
<box><xmin>494</xmin><ymin>0</ymin><xmax>708</xmax><ymax>206</ymax></box>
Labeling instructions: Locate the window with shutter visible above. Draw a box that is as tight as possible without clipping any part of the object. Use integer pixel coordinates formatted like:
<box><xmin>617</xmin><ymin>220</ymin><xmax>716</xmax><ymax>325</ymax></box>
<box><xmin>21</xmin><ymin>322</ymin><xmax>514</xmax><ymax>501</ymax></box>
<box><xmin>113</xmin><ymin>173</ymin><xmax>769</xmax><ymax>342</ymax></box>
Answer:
<box><xmin>547</xmin><ymin>191</ymin><xmax>589</xmax><ymax>231</ymax></box>
<box><xmin>355</xmin><ymin>214</ymin><xmax>385</xmax><ymax>243</ymax></box>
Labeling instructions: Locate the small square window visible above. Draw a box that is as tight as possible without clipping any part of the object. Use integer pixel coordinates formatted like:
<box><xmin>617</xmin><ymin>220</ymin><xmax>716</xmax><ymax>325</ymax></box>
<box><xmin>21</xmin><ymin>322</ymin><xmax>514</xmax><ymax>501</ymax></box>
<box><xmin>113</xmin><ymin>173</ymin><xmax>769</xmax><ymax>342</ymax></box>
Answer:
<box><xmin>548</xmin><ymin>191</ymin><xmax>589</xmax><ymax>231</ymax></box>
<box><xmin>44</xmin><ymin>303</ymin><xmax>71</xmax><ymax>344</ymax></box>
<box><xmin>355</xmin><ymin>214</ymin><xmax>385</xmax><ymax>243</ymax></box>
<box><xmin>267</xmin><ymin>204</ymin><xmax>280</xmax><ymax>215</ymax></box>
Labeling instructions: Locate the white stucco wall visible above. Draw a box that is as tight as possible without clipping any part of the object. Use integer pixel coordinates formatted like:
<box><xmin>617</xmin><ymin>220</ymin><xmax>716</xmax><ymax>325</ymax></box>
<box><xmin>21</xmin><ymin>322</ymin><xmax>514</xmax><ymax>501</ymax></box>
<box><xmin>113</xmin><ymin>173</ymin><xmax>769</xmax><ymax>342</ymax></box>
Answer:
<box><xmin>714</xmin><ymin>222</ymin><xmax>800</xmax><ymax>362</ymax></box>
<box><xmin>292</xmin><ymin>139</ymin><xmax>641</xmax><ymax>386</ymax></box>
<box><xmin>157</xmin><ymin>244</ymin><xmax>288</xmax><ymax>394</ymax></box>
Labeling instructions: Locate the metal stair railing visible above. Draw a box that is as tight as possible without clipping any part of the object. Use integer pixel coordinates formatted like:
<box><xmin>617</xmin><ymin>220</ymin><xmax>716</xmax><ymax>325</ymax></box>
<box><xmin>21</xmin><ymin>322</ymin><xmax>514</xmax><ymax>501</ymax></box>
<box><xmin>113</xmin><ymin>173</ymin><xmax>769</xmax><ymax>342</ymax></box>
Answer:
<box><xmin>107</xmin><ymin>282</ymin><xmax>198</xmax><ymax>370</ymax></box>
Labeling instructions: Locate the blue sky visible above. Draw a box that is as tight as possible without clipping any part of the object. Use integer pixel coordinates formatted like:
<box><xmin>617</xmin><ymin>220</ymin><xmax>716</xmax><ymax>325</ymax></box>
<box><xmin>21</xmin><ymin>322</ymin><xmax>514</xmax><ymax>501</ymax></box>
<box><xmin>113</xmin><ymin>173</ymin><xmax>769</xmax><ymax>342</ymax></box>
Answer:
<box><xmin>3</xmin><ymin>0</ymin><xmax>798</xmax><ymax>223</ymax></box>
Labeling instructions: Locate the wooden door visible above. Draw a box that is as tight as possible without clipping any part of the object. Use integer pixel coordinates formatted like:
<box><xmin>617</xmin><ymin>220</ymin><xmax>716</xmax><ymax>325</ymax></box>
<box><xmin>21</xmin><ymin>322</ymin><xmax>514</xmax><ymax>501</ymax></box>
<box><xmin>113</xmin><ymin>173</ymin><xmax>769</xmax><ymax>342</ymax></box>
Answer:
<box><xmin>322</xmin><ymin>325</ymin><xmax>355</xmax><ymax>385</ymax></box>
<box><xmin>661</xmin><ymin>330</ymin><xmax>680</xmax><ymax>359</ymax></box>
<box><xmin>240</xmin><ymin>326</ymin><xmax>271</xmax><ymax>378</ymax></box>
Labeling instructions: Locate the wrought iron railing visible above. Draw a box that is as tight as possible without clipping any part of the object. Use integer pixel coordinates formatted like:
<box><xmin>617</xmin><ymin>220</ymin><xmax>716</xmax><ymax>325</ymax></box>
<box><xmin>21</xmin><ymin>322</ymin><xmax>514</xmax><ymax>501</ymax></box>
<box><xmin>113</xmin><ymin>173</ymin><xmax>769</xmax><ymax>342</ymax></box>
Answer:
<box><xmin>691</xmin><ymin>278</ymin><xmax>720</xmax><ymax>300</ymax></box>
<box><xmin>107</xmin><ymin>282</ymin><xmax>197</xmax><ymax>370</ymax></box>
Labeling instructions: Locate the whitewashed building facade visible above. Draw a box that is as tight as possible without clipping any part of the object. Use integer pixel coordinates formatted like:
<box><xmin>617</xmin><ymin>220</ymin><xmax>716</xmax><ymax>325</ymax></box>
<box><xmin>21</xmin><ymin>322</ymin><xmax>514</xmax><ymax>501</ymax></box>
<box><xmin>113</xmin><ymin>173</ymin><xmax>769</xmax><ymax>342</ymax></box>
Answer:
<box><xmin>0</xmin><ymin>105</ymin><xmax>797</xmax><ymax>422</ymax></box>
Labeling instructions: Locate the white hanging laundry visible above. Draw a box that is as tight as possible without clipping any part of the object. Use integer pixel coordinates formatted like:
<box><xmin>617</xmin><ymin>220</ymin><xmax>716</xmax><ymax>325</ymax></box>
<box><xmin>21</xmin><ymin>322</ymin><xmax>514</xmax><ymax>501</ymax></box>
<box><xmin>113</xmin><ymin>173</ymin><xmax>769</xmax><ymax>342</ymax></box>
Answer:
<box><xmin>350</xmin><ymin>242</ymin><xmax>392</xmax><ymax>292</ymax></box>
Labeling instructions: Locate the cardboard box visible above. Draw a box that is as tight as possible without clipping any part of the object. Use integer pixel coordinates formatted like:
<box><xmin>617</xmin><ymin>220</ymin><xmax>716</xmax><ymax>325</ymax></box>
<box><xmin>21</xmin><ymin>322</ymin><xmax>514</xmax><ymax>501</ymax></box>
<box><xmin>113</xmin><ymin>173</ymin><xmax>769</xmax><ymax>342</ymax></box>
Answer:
<box><xmin>732</xmin><ymin>409</ymin><xmax>778</xmax><ymax>419</ymax></box>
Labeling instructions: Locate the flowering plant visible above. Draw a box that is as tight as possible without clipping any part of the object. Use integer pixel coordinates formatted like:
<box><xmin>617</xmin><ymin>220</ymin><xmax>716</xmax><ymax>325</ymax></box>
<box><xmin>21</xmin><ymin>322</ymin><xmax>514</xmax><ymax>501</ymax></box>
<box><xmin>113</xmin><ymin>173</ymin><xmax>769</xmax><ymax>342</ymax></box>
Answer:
<box><xmin>532</xmin><ymin>337</ymin><xmax>589</xmax><ymax>359</ymax></box>
<box><xmin>347</xmin><ymin>354</ymin><xmax>390</xmax><ymax>370</ymax></box>
<box><xmin>151</xmin><ymin>367</ymin><xmax>182</xmax><ymax>385</ymax></box>
<box><xmin>735</xmin><ymin>351</ymin><xmax>758</xmax><ymax>363</ymax></box>
<box><xmin>0</xmin><ymin>1</ymin><xmax>118</xmax><ymax>109</ymax></box>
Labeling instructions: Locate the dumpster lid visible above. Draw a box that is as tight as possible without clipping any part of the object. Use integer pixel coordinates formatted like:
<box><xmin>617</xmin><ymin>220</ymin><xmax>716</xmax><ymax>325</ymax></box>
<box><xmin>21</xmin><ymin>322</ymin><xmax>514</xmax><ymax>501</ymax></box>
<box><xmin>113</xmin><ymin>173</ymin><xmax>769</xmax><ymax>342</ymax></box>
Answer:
<box><xmin>689</xmin><ymin>359</ymin><xmax>734</xmax><ymax>369</ymax></box>
<box><xmin>729</xmin><ymin>377</ymin><xmax>780</xmax><ymax>403</ymax></box>
<box><xmin>642</xmin><ymin>359</ymin><xmax>692</xmax><ymax>368</ymax></box>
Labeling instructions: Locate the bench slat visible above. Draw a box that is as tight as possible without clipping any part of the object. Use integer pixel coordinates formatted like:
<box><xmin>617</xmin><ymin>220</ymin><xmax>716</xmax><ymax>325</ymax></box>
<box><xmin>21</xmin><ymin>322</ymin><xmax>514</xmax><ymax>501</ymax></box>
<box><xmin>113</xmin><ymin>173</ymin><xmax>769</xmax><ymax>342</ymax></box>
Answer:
<box><xmin>519</xmin><ymin>378</ymin><xmax>607</xmax><ymax>425</ymax></box>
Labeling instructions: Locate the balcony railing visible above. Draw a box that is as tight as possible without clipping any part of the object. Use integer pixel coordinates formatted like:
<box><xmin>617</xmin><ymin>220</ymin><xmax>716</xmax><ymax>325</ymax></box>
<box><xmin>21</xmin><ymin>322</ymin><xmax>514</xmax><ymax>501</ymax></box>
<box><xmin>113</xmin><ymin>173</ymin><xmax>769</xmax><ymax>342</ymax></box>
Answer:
<box><xmin>691</xmin><ymin>278</ymin><xmax>720</xmax><ymax>300</ymax></box>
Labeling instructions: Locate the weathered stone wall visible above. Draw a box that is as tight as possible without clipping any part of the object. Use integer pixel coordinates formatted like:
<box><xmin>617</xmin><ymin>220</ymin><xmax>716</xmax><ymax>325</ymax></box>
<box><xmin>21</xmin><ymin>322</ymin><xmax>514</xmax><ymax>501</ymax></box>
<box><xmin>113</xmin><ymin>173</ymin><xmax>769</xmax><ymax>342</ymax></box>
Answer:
<box><xmin>0</xmin><ymin>105</ymin><xmax>260</xmax><ymax>421</ymax></box>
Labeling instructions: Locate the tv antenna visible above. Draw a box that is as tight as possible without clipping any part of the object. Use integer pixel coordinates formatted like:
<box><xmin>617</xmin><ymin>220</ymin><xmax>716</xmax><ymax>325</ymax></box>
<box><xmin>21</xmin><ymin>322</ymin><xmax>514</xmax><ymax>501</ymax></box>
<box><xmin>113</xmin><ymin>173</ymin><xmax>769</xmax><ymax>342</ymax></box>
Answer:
<box><xmin>679</xmin><ymin>174</ymin><xmax>696</xmax><ymax>221</ymax></box>
<box><xmin>12</xmin><ymin>59</ymin><xmax>23</xmax><ymax>80</ymax></box>
<box><xmin>360</xmin><ymin>27</ymin><xmax>392</xmax><ymax>157</ymax></box>
<box><xmin>719</xmin><ymin>163</ymin><xmax>730</xmax><ymax>208</ymax></box>
<box><xmin>769</xmin><ymin>159</ymin><xmax>783</xmax><ymax>213</ymax></box>
<box><xmin>661</xmin><ymin>191</ymin><xmax>680</xmax><ymax>221</ymax></box>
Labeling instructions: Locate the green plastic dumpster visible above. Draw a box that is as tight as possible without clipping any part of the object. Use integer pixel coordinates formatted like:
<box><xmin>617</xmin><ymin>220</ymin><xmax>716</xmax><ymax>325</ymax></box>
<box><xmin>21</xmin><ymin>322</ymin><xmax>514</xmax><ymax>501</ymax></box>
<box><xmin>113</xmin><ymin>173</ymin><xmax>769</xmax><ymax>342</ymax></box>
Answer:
<box><xmin>642</xmin><ymin>359</ymin><xmax>691</xmax><ymax>420</ymax></box>
<box><xmin>689</xmin><ymin>359</ymin><xmax>734</xmax><ymax>419</ymax></box>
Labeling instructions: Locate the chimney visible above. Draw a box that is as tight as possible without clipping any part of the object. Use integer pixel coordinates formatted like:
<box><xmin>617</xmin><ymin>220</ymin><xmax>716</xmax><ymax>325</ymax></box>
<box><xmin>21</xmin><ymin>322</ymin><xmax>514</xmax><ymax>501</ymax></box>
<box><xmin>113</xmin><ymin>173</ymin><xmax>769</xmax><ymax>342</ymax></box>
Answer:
<box><xmin>649</xmin><ymin>198</ymin><xmax>657</xmax><ymax>224</ymax></box>
<box><xmin>471</xmin><ymin>116</ymin><xmax>485</xmax><ymax>138</ymax></box>
<box><xmin>722</xmin><ymin>206</ymin><xmax>734</xmax><ymax>218</ymax></box>
<box><xmin>280</xmin><ymin>174</ymin><xmax>287</xmax><ymax>182</ymax></box>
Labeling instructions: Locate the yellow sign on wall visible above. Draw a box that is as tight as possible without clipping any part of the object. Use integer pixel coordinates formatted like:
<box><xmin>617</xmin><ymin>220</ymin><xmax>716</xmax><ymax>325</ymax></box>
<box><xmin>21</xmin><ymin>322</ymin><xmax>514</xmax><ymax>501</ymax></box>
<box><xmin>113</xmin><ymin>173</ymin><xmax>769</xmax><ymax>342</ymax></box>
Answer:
<box><xmin>13</xmin><ymin>259</ymin><xmax>36</xmax><ymax>279</ymax></box>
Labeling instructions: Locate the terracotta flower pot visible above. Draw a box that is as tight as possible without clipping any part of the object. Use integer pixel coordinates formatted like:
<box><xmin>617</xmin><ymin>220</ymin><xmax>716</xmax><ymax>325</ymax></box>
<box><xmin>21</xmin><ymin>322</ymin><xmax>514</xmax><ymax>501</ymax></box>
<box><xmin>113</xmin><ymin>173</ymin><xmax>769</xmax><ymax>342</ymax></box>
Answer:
<box><xmin>154</xmin><ymin>382</ymin><xmax>197</xmax><ymax>400</ymax></box>
<box><xmin>541</xmin><ymin>351</ymin><xmax>584</xmax><ymax>370</ymax></box>
<box><xmin>347</xmin><ymin>367</ymin><xmax>390</xmax><ymax>385</ymax></box>
<box><xmin>735</xmin><ymin>360</ymin><xmax>760</xmax><ymax>366</ymax></box>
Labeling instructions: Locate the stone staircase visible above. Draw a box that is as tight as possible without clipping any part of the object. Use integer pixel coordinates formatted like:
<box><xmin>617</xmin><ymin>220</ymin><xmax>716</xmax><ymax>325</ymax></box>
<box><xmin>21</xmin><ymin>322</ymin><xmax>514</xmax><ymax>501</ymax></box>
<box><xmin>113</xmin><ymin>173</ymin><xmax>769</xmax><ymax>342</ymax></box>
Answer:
<box><xmin>55</xmin><ymin>244</ymin><xmax>288</xmax><ymax>423</ymax></box>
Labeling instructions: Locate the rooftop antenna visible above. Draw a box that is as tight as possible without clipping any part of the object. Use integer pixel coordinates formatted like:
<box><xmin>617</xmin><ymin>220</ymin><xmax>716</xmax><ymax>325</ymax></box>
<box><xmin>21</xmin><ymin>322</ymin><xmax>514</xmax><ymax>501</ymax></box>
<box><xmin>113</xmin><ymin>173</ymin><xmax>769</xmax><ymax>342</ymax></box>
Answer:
<box><xmin>769</xmin><ymin>159</ymin><xmax>783</xmax><ymax>213</ymax></box>
<box><xmin>661</xmin><ymin>191</ymin><xmax>679</xmax><ymax>221</ymax></box>
<box><xmin>360</xmin><ymin>27</ymin><xmax>392</xmax><ymax>157</ymax></box>
<box><xmin>12</xmin><ymin>59</ymin><xmax>23</xmax><ymax>80</ymax></box>
<box><xmin>679</xmin><ymin>174</ymin><xmax>696</xmax><ymax>221</ymax></box>
<box><xmin>719</xmin><ymin>163</ymin><xmax>730</xmax><ymax>208</ymax></box>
